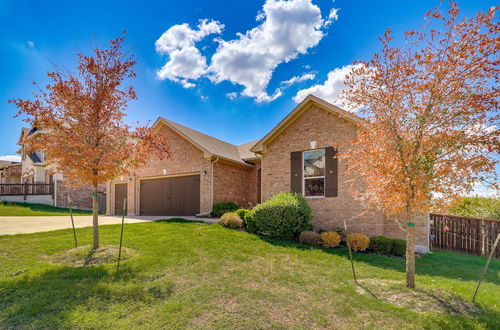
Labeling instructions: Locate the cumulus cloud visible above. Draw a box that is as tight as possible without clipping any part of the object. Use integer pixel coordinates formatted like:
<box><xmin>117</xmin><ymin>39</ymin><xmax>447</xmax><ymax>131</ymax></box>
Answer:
<box><xmin>155</xmin><ymin>0</ymin><xmax>337</xmax><ymax>102</ymax></box>
<box><xmin>209</xmin><ymin>0</ymin><xmax>331</xmax><ymax>102</ymax></box>
<box><xmin>280</xmin><ymin>72</ymin><xmax>316</xmax><ymax>86</ymax></box>
<box><xmin>294</xmin><ymin>64</ymin><xmax>362</xmax><ymax>111</ymax></box>
<box><xmin>155</xmin><ymin>19</ymin><xmax>224</xmax><ymax>87</ymax></box>
<box><xmin>0</xmin><ymin>155</ymin><xmax>21</xmax><ymax>162</ymax></box>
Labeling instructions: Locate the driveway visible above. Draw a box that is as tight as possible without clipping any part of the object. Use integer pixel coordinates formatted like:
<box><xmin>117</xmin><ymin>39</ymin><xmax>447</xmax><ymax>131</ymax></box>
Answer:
<box><xmin>0</xmin><ymin>215</ymin><xmax>218</xmax><ymax>235</ymax></box>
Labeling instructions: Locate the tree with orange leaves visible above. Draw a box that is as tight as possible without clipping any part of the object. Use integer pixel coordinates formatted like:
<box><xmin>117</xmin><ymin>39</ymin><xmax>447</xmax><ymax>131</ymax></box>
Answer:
<box><xmin>342</xmin><ymin>2</ymin><xmax>499</xmax><ymax>288</ymax></box>
<box><xmin>9</xmin><ymin>35</ymin><xmax>171</xmax><ymax>250</ymax></box>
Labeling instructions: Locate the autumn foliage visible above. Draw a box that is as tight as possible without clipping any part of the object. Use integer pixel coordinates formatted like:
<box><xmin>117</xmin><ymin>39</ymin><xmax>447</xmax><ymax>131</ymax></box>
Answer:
<box><xmin>342</xmin><ymin>3</ymin><xmax>499</xmax><ymax>287</ymax></box>
<box><xmin>9</xmin><ymin>35</ymin><xmax>171</xmax><ymax>249</ymax></box>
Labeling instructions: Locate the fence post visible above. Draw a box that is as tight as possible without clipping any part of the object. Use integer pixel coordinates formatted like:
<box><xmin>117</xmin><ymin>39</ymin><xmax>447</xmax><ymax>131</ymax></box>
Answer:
<box><xmin>23</xmin><ymin>182</ymin><xmax>27</xmax><ymax>200</ymax></box>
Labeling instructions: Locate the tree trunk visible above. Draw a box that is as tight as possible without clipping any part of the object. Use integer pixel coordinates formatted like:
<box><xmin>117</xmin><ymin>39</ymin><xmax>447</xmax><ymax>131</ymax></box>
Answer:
<box><xmin>406</xmin><ymin>223</ymin><xmax>416</xmax><ymax>288</ymax></box>
<box><xmin>92</xmin><ymin>183</ymin><xmax>100</xmax><ymax>250</ymax></box>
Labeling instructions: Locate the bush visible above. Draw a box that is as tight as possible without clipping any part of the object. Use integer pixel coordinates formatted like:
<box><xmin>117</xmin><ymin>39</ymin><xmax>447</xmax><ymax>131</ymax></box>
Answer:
<box><xmin>252</xmin><ymin>192</ymin><xmax>312</xmax><ymax>241</ymax></box>
<box><xmin>321</xmin><ymin>232</ymin><xmax>341</xmax><ymax>248</ymax></box>
<box><xmin>220</xmin><ymin>212</ymin><xmax>244</xmax><ymax>229</ymax></box>
<box><xmin>369</xmin><ymin>236</ymin><xmax>393</xmax><ymax>255</ymax></box>
<box><xmin>299</xmin><ymin>231</ymin><xmax>322</xmax><ymax>246</ymax></box>
<box><xmin>212</xmin><ymin>202</ymin><xmax>240</xmax><ymax>218</ymax></box>
<box><xmin>391</xmin><ymin>238</ymin><xmax>406</xmax><ymax>256</ymax></box>
<box><xmin>346</xmin><ymin>233</ymin><xmax>370</xmax><ymax>252</ymax></box>
<box><xmin>235</xmin><ymin>208</ymin><xmax>251</xmax><ymax>221</ymax></box>
<box><xmin>243</xmin><ymin>212</ymin><xmax>258</xmax><ymax>233</ymax></box>
<box><xmin>334</xmin><ymin>226</ymin><xmax>348</xmax><ymax>244</ymax></box>
<box><xmin>369</xmin><ymin>236</ymin><xmax>406</xmax><ymax>256</ymax></box>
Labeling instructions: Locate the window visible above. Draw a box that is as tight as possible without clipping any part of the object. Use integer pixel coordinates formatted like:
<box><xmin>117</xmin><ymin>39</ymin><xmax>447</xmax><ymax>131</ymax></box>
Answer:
<box><xmin>303</xmin><ymin>149</ymin><xmax>325</xmax><ymax>197</ymax></box>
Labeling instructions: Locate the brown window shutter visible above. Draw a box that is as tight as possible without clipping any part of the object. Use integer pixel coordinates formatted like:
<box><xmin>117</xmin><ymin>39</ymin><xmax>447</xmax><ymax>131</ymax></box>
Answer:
<box><xmin>325</xmin><ymin>146</ymin><xmax>338</xmax><ymax>197</ymax></box>
<box><xmin>290</xmin><ymin>151</ymin><xmax>302</xmax><ymax>194</ymax></box>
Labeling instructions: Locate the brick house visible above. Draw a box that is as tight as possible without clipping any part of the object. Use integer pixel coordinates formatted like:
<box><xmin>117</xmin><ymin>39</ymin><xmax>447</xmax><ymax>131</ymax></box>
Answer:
<box><xmin>107</xmin><ymin>95</ymin><xmax>429</xmax><ymax>252</ymax></box>
<box><xmin>14</xmin><ymin>127</ymin><xmax>106</xmax><ymax>210</ymax></box>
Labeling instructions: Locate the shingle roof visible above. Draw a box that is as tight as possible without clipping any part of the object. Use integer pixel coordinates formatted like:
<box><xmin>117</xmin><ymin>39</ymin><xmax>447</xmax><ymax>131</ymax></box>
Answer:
<box><xmin>158</xmin><ymin>118</ymin><xmax>260</xmax><ymax>165</ymax></box>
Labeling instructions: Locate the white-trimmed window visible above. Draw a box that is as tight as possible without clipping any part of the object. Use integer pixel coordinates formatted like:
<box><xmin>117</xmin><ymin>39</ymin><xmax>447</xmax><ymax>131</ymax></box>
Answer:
<box><xmin>303</xmin><ymin>149</ymin><xmax>325</xmax><ymax>197</ymax></box>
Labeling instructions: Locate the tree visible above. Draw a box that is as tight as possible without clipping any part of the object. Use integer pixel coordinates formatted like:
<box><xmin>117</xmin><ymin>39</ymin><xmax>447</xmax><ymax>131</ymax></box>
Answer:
<box><xmin>342</xmin><ymin>2</ymin><xmax>499</xmax><ymax>288</ymax></box>
<box><xmin>9</xmin><ymin>35</ymin><xmax>171</xmax><ymax>250</ymax></box>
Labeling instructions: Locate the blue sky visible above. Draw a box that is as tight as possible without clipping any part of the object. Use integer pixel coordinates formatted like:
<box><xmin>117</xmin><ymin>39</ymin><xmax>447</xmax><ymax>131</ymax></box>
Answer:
<box><xmin>0</xmin><ymin>0</ymin><xmax>497</xmax><ymax>195</ymax></box>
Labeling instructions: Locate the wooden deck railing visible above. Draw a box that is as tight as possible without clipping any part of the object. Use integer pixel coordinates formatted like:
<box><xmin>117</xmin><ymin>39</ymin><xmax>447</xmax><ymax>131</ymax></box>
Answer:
<box><xmin>0</xmin><ymin>183</ymin><xmax>54</xmax><ymax>199</ymax></box>
<box><xmin>430</xmin><ymin>213</ymin><xmax>500</xmax><ymax>258</ymax></box>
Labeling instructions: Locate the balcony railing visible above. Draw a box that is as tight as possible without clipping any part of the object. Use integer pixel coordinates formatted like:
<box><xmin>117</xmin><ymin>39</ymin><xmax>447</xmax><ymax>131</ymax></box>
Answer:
<box><xmin>0</xmin><ymin>183</ymin><xmax>54</xmax><ymax>199</ymax></box>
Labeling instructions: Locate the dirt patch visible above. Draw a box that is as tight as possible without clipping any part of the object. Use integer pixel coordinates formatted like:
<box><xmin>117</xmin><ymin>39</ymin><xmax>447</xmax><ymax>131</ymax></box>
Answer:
<box><xmin>50</xmin><ymin>245</ymin><xmax>138</xmax><ymax>267</ymax></box>
<box><xmin>356</xmin><ymin>279</ymin><xmax>477</xmax><ymax>315</ymax></box>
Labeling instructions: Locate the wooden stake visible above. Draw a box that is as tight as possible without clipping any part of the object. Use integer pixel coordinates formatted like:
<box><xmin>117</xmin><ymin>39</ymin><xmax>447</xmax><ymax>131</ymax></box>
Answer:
<box><xmin>343</xmin><ymin>219</ymin><xmax>358</xmax><ymax>284</ymax></box>
<box><xmin>68</xmin><ymin>194</ymin><xmax>78</xmax><ymax>248</ymax></box>
<box><xmin>472</xmin><ymin>233</ymin><xmax>500</xmax><ymax>302</ymax></box>
<box><xmin>115</xmin><ymin>198</ymin><xmax>127</xmax><ymax>276</ymax></box>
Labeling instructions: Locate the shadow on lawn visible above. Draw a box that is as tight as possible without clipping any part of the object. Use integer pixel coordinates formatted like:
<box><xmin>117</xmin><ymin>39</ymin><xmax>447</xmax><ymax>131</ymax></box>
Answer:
<box><xmin>0</xmin><ymin>264</ymin><xmax>148</xmax><ymax>328</ymax></box>
<box><xmin>258</xmin><ymin>236</ymin><xmax>500</xmax><ymax>285</ymax></box>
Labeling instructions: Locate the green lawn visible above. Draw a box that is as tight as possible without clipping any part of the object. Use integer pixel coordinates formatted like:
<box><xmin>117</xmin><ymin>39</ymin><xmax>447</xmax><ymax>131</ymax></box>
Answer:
<box><xmin>0</xmin><ymin>220</ymin><xmax>498</xmax><ymax>329</ymax></box>
<box><xmin>0</xmin><ymin>201</ymin><xmax>93</xmax><ymax>216</ymax></box>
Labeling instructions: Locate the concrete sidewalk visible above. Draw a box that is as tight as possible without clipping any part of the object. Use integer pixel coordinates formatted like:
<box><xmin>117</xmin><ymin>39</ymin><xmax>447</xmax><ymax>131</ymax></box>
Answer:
<box><xmin>0</xmin><ymin>215</ymin><xmax>218</xmax><ymax>235</ymax></box>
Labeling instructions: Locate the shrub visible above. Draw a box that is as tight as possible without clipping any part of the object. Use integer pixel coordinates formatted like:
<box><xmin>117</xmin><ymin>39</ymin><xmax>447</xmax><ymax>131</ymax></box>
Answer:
<box><xmin>212</xmin><ymin>202</ymin><xmax>240</xmax><ymax>218</ymax></box>
<box><xmin>235</xmin><ymin>208</ymin><xmax>251</xmax><ymax>221</ymax></box>
<box><xmin>321</xmin><ymin>232</ymin><xmax>341</xmax><ymax>248</ymax></box>
<box><xmin>369</xmin><ymin>236</ymin><xmax>406</xmax><ymax>256</ymax></box>
<box><xmin>346</xmin><ymin>233</ymin><xmax>370</xmax><ymax>252</ymax></box>
<box><xmin>220</xmin><ymin>212</ymin><xmax>244</xmax><ymax>229</ymax></box>
<box><xmin>391</xmin><ymin>238</ymin><xmax>406</xmax><ymax>256</ymax></box>
<box><xmin>334</xmin><ymin>226</ymin><xmax>348</xmax><ymax>243</ymax></box>
<box><xmin>299</xmin><ymin>231</ymin><xmax>322</xmax><ymax>246</ymax></box>
<box><xmin>243</xmin><ymin>212</ymin><xmax>258</xmax><ymax>233</ymax></box>
<box><xmin>369</xmin><ymin>236</ymin><xmax>393</xmax><ymax>255</ymax></box>
<box><xmin>252</xmin><ymin>192</ymin><xmax>312</xmax><ymax>241</ymax></box>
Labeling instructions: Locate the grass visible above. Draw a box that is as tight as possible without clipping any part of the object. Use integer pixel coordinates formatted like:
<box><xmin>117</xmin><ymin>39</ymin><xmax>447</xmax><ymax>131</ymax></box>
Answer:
<box><xmin>0</xmin><ymin>219</ymin><xmax>498</xmax><ymax>329</ymax></box>
<box><xmin>0</xmin><ymin>201</ymin><xmax>93</xmax><ymax>216</ymax></box>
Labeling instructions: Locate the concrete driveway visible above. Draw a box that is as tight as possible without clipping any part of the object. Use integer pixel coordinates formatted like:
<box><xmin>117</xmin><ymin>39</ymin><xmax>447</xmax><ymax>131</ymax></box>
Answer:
<box><xmin>0</xmin><ymin>215</ymin><xmax>218</xmax><ymax>235</ymax></box>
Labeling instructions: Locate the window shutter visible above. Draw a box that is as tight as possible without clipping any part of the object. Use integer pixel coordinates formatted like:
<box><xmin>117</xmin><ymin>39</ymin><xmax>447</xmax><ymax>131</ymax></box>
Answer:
<box><xmin>290</xmin><ymin>151</ymin><xmax>302</xmax><ymax>194</ymax></box>
<box><xmin>325</xmin><ymin>146</ymin><xmax>338</xmax><ymax>197</ymax></box>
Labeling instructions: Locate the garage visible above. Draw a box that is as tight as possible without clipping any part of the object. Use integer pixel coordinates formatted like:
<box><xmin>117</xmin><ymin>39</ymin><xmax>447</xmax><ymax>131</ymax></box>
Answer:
<box><xmin>139</xmin><ymin>175</ymin><xmax>200</xmax><ymax>216</ymax></box>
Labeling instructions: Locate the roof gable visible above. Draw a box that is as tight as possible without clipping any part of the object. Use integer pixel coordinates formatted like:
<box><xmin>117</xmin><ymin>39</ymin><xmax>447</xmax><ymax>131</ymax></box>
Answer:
<box><xmin>250</xmin><ymin>95</ymin><xmax>361</xmax><ymax>154</ymax></box>
<box><xmin>152</xmin><ymin>117</ymin><xmax>259</xmax><ymax>166</ymax></box>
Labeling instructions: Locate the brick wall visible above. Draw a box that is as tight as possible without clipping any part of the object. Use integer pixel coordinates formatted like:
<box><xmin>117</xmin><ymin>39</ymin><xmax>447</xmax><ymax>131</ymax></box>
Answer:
<box><xmin>213</xmin><ymin>160</ymin><xmax>259</xmax><ymax>209</ymax></box>
<box><xmin>56</xmin><ymin>180</ymin><xmax>106</xmax><ymax>210</ymax></box>
<box><xmin>2</xmin><ymin>164</ymin><xmax>21</xmax><ymax>183</ymax></box>
<box><xmin>260</xmin><ymin>104</ymin><xmax>428</xmax><ymax>250</ymax></box>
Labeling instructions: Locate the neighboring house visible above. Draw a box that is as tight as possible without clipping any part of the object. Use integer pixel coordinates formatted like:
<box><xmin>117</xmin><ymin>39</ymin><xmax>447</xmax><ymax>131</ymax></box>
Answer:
<box><xmin>108</xmin><ymin>95</ymin><xmax>429</xmax><ymax>252</ymax></box>
<box><xmin>0</xmin><ymin>161</ymin><xmax>21</xmax><ymax>184</ymax></box>
<box><xmin>12</xmin><ymin>127</ymin><xmax>106</xmax><ymax>211</ymax></box>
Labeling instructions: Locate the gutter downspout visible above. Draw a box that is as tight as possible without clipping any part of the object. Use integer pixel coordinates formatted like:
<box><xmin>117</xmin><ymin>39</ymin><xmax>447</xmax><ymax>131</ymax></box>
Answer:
<box><xmin>210</xmin><ymin>157</ymin><xmax>219</xmax><ymax>213</ymax></box>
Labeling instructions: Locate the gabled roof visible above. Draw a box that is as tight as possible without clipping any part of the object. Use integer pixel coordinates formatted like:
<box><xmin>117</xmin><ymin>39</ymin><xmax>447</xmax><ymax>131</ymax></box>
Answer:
<box><xmin>153</xmin><ymin>117</ymin><xmax>260</xmax><ymax>166</ymax></box>
<box><xmin>17</xmin><ymin>127</ymin><xmax>31</xmax><ymax>145</ymax></box>
<box><xmin>250</xmin><ymin>94</ymin><xmax>362</xmax><ymax>154</ymax></box>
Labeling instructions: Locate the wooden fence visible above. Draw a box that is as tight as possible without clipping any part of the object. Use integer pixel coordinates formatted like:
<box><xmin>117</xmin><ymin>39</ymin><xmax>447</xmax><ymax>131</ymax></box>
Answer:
<box><xmin>0</xmin><ymin>183</ymin><xmax>54</xmax><ymax>199</ymax></box>
<box><xmin>430</xmin><ymin>213</ymin><xmax>500</xmax><ymax>258</ymax></box>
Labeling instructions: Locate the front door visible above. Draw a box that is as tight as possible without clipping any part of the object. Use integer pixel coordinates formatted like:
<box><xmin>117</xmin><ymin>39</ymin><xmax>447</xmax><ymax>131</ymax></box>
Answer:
<box><xmin>114</xmin><ymin>183</ymin><xmax>127</xmax><ymax>215</ymax></box>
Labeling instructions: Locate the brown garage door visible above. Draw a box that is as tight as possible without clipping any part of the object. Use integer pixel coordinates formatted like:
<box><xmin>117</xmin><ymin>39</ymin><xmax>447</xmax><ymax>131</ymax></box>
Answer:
<box><xmin>140</xmin><ymin>175</ymin><xmax>200</xmax><ymax>216</ymax></box>
<box><xmin>114</xmin><ymin>183</ymin><xmax>127</xmax><ymax>215</ymax></box>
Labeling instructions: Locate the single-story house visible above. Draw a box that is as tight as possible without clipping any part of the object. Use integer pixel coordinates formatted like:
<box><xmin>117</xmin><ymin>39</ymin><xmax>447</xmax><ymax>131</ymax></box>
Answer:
<box><xmin>107</xmin><ymin>95</ymin><xmax>429</xmax><ymax>252</ymax></box>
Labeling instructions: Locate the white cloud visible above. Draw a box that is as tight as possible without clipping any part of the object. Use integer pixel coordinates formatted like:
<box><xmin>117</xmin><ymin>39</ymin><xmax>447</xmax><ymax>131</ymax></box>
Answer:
<box><xmin>226</xmin><ymin>92</ymin><xmax>238</xmax><ymax>100</ymax></box>
<box><xmin>280</xmin><ymin>72</ymin><xmax>316</xmax><ymax>86</ymax></box>
<box><xmin>209</xmin><ymin>0</ymin><xmax>333</xmax><ymax>102</ymax></box>
<box><xmin>27</xmin><ymin>40</ymin><xmax>35</xmax><ymax>48</ymax></box>
<box><xmin>294</xmin><ymin>64</ymin><xmax>362</xmax><ymax>111</ymax></box>
<box><xmin>324</xmin><ymin>8</ymin><xmax>339</xmax><ymax>26</ymax></box>
<box><xmin>155</xmin><ymin>19</ymin><xmax>224</xmax><ymax>87</ymax></box>
<box><xmin>0</xmin><ymin>155</ymin><xmax>21</xmax><ymax>162</ymax></box>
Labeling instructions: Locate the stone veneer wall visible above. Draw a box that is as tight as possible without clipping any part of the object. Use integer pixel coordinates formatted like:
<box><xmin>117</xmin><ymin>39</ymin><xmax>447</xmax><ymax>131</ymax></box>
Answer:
<box><xmin>260</xmin><ymin>104</ymin><xmax>429</xmax><ymax>251</ymax></box>
<box><xmin>56</xmin><ymin>180</ymin><xmax>106</xmax><ymax>210</ymax></box>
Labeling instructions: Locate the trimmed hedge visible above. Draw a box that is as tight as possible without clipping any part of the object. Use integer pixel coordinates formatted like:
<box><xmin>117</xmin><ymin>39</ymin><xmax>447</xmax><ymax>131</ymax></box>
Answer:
<box><xmin>369</xmin><ymin>236</ymin><xmax>406</xmax><ymax>256</ymax></box>
<box><xmin>321</xmin><ymin>232</ymin><xmax>341</xmax><ymax>248</ymax></box>
<box><xmin>243</xmin><ymin>212</ymin><xmax>258</xmax><ymax>233</ymax></box>
<box><xmin>346</xmin><ymin>233</ymin><xmax>370</xmax><ymax>252</ymax></box>
<box><xmin>235</xmin><ymin>208</ymin><xmax>251</xmax><ymax>221</ymax></box>
<box><xmin>212</xmin><ymin>202</ymin><xmax>240</xmax><ymax>218</ymax></box>
<box><xmin>252</xmin><ymin>192</ymin><xmax>312</xmax><ymax>241</ymax></box>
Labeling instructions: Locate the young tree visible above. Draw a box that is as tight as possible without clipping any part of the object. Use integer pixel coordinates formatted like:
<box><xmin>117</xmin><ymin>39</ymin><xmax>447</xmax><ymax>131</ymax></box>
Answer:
<box><xmin>10</xmin><ymin>35</ymin><xmax>171</xmax><ymax>250</ymax></box>
<box><xmin>342</xmin><ymin>3</ymin><xmax>499</xmax><ymax>288</ymax></box>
